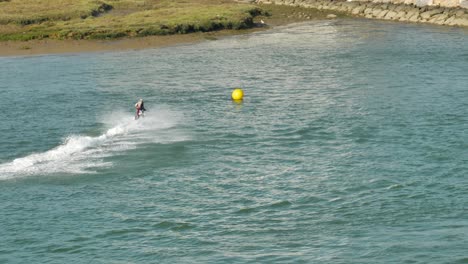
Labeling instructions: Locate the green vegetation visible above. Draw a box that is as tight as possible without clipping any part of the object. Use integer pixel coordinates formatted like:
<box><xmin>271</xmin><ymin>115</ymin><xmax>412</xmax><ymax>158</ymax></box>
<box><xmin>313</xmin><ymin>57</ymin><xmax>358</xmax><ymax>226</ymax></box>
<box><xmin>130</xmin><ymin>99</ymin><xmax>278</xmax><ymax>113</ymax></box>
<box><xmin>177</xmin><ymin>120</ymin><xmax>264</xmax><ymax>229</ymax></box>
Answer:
<box><xmin>0</xmin><ymin>0</ymin><xmax>263</xmax><ymax>41</ymax></box>
<box><xmin>0</xmin><ymin>0</ymin><xmax>111</xmax><ymax>25</ymax></box>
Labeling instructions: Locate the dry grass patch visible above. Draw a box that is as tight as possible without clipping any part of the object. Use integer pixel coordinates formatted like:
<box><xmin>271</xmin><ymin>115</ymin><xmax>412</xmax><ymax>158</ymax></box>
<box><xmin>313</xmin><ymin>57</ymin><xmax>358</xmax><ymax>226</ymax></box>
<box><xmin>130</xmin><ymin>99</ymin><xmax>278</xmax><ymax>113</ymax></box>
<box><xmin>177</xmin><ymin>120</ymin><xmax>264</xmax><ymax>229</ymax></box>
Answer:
<box><xmin>0</xmin><ymin>0</ymin><xmax>111</xmax><ymax>25</ymax></box>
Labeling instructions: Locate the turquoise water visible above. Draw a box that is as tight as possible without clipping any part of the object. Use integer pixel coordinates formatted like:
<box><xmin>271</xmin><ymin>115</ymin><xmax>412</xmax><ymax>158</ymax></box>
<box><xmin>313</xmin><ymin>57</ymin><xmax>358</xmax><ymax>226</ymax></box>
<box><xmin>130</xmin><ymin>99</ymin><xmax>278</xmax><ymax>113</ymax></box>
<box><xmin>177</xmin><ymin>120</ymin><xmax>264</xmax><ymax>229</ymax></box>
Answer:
<box><xmin>1</xmin><ymin>19</ymin><xmax>468</xmax><ymax>263</ymax></box>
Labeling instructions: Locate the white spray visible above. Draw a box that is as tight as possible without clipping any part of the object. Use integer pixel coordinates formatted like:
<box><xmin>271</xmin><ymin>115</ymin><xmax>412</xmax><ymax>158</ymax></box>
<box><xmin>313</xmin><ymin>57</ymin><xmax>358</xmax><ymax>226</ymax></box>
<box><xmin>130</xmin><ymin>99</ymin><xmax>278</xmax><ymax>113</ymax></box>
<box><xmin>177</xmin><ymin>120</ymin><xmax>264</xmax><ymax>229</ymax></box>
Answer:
<box><xmin>0</xmin><ymin>109</ymin><xmax>188</xmax><ymax>180</ymax></box>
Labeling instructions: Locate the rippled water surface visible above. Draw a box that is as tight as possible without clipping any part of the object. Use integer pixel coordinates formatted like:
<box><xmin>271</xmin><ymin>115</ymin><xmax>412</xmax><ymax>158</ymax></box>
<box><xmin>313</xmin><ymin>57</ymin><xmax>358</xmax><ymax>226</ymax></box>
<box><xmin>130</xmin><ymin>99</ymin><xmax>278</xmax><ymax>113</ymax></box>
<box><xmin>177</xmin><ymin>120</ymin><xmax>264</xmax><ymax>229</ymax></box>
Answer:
<box><xmin>1</xmin><ymin>19</ymin><xmax>468</xmax><ymax>263</ymax></box>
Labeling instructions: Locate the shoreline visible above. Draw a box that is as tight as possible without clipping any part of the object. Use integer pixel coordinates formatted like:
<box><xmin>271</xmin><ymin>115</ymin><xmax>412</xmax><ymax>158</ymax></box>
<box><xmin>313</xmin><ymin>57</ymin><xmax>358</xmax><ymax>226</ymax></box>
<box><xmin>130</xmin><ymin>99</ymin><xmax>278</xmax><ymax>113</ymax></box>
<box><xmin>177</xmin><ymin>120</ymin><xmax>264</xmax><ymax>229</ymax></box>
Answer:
<box><xmin>0</xmin><ymin>4</ymin><xmax>339</xmax><ymax>57</ymax></box>
<box><xmin>257</xmin><ymin>0</ymin><xmax>468</xmax><ymax>27</ymax></box>
<box><xmin>2</xmin><ymin>0</ymin><xmax>467</xmax><ymax>57</ymax></box>
<box><xmin>0</xmin><ymin>32</ymin><xmax>233</xmax><ymax>57</ymax></box>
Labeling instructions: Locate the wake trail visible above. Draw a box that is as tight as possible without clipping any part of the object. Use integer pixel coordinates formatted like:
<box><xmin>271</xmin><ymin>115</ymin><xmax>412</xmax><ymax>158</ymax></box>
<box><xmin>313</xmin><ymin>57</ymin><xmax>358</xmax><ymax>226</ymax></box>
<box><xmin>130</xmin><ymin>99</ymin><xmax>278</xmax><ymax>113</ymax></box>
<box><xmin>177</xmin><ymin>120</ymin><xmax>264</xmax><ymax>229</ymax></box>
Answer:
<box><xmin>0</xmin><ymin>110</ymin><xmax>188</xmax><ymax>180</ymax></box>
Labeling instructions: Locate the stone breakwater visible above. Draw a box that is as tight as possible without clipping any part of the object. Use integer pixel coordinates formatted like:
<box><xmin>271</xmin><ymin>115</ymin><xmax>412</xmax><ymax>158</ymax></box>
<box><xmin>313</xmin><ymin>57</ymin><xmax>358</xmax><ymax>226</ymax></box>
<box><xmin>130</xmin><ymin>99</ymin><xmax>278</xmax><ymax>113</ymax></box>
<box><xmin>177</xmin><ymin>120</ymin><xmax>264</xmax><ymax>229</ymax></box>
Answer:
<box><xmin>256</xmin><ymin>0</ymin><xmax>468</xmax><ymax>27</ymax></box>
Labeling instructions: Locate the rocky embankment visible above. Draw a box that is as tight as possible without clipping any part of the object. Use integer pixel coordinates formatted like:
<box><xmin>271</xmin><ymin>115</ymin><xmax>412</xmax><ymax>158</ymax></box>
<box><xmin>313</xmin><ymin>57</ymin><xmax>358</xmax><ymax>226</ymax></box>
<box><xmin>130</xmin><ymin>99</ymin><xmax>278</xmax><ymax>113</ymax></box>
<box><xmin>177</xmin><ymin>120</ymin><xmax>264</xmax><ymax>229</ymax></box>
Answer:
<box><xmin>256</xmin><ymin>0</ymin><xmax>468</xmax><ymax>27</ymax></box>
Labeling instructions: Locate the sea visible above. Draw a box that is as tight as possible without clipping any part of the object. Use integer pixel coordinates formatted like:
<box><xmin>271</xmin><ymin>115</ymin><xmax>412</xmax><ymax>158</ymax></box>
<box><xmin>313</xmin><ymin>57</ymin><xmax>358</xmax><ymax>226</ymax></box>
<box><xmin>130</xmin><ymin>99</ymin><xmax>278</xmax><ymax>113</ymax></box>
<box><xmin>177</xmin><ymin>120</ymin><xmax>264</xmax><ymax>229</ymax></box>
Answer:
<box><xmin>1</xmin><ymin>19</ymin><xmax>467</xmax><ymax>263</ymax></box>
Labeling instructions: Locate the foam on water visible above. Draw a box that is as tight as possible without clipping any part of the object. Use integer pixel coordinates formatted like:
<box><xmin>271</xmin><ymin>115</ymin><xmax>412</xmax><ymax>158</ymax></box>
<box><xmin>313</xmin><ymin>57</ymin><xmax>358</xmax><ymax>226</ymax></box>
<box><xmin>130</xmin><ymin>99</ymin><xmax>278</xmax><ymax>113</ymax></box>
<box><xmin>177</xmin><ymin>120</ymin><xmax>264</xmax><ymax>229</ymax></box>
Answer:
<box><xmin>0</xmin><ymin>109</ymin><xmax>187</xmax><ymax>179</ymax></box>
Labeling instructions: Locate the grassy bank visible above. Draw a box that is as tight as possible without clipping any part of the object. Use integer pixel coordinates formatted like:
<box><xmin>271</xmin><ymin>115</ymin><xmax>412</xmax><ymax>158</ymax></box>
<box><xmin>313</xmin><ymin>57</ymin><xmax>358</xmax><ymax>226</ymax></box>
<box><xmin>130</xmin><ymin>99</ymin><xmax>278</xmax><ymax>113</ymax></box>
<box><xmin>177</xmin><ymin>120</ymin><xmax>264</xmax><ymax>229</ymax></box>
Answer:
<box><xmin>0</xmin><ymin>1</ymin><xmax>345</xmax><ymax>56</ymax></box>
<box><xmin>0</xmin><ymin>0</ymin><xmax>263</xmax><ymax>41</ymax></box>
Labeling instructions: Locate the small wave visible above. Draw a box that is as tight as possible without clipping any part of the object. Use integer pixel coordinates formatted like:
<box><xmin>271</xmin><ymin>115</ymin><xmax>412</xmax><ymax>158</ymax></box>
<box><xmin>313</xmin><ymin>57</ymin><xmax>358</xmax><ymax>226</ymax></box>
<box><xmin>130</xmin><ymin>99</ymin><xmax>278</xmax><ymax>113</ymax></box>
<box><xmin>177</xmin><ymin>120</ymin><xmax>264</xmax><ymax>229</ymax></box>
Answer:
<box><xmin>236</xmin><ymin>207</ymin><xmax>257</xmax><ymax>214</ymax></box>
<box><xmin>98</xmin><ymin>228</ymin><xmax>149</xmax><ymax>238</ymax></box>
<box><xmin>0</xmin><ymin>110</ymin><xmax>187</xmax><ymax>180</ymax></box>
<box><xmin>387</xmin><ymin>184</ymin><xmax>404</xmax><ymax>190</ymax></box>
<box><xmin>269</xmin><ymin>200</ymin><xmax>292</xmax><ymax>208</ymax></box>
<box><xmin>152</xmin><ymin>221</ymin><xmax>195</xmax><ymax>231</ymax></box>
<box><xmin>235</xmin><ymin>200</ymin><xmax>292</xmax><ymax>215</ymax></box>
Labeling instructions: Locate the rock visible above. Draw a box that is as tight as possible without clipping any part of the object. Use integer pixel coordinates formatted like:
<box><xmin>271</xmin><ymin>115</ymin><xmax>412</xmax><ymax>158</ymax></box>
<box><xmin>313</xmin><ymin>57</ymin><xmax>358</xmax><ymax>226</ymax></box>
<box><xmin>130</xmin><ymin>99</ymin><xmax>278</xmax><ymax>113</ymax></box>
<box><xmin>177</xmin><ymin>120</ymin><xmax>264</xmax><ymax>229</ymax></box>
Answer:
<box><xmin>460</xmin><ymin>13</ymin><xmax>468</xmax><ymax>20</ymax></box>
<box><xmin>364</xmin><ymin>7</ymin><xmax>375</xmax><ymax>15</ymax></box>
<box><xmin>352</xmin><ymin>5</ymin><xmax>366</xmax><ymax>15</ymax></box>
<box><xmin>405</xmin><ymin>7</ymin><xmax>420</xmax><ymax>14</ymax></box>
<box><xmin>452</xmin><ymin>17</ymin><xmax>468</xmax><ymax>26</ymax></box>
<box><xmin>394</xmin><ymin>5</ymin><xmax>406</xmax><ymax>12</ymax></box>
<box><xmin>260</xmin><ymin>0</ymin><xmax>468</xmax><ymax>28</ymax></box>
<box><xmin>429</xmin><ymin>13</ymin><xmax>449</xmax><ymax>24</ymax></box>
<box><xmin>371</xmin><ymin>8</ymin><xmax>383</xmax><ymax>17</ymax></box>
<box><xmin>420</xmin><ymin>9</ymin><xmax>443</xmax><ymax>19</ymax></box>
<box><xmin>384</xmin><ymin>10</ymin><xmax>398</xmax><ymax>19</ymax></box>
<box><xmin>376</xmin><ymin>9</ymin><xmax>390</xmax><ymax>18</ymax></box>
<box><xmin>454</xmin><ymin>9</ymin><xmax>466</xmax><ymax>17</ymax></box>
<box><xmin>405</xmin><ymin>10</ymin><xmax>419</xmax><ymax>19</ymax></box>
<box><xmin>337</xmin><ymin>6</ymin><xmax>349</xmax><ymax>12</ymax></box>
<box><xmin>444</xmin><ymin>15</ymin><xmax>456</xmax><ymax>25</ymax></box>
<box><xmin>387</xmin><ymin>3</ymin><xmax>397</xmax><ymax>11</ymax></box>
<box><xmin>365</xmin><ymin>2</ymin><xmax>378</xmax><ymax>8</ymax></box>
<box><xmin>342</xmin><ymin>2</ymin><xmax>359</xmax><ymax>11</ymax></box>
<box><xmin>408</xmin><ymin>13</ymin><xmax>420</xmax><ymax>21</ymax></box>
<box><xmin>433</xmin><ymin>0</ymin><xmax>459</xmax><ymax>7</ymax></box>
<box><xmin>394</xmin><ymin>10</ymin><xmax>406</xmax><ymax>19</ymax></box>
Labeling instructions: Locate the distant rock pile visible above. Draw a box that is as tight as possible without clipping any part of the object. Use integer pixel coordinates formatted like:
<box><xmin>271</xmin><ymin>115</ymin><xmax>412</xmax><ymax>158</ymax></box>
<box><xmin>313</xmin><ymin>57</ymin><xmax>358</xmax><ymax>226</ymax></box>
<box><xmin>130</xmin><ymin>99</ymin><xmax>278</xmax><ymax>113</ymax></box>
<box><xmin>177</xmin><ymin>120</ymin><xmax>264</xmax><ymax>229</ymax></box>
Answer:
<box><xmin>256</xmin><ymin>0</ymin><xmax>468</xmax><ymax>27</ymax></box>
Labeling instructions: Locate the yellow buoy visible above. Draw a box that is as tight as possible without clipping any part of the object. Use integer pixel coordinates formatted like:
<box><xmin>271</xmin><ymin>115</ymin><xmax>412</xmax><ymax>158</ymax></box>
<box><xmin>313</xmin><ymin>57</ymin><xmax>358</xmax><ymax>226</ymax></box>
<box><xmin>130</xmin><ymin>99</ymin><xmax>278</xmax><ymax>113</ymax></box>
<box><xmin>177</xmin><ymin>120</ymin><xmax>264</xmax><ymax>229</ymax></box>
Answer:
<box><xmin>231</xmin><ymin>88</ymin><xmax>244</xmax><ymax>100</ymax></box>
